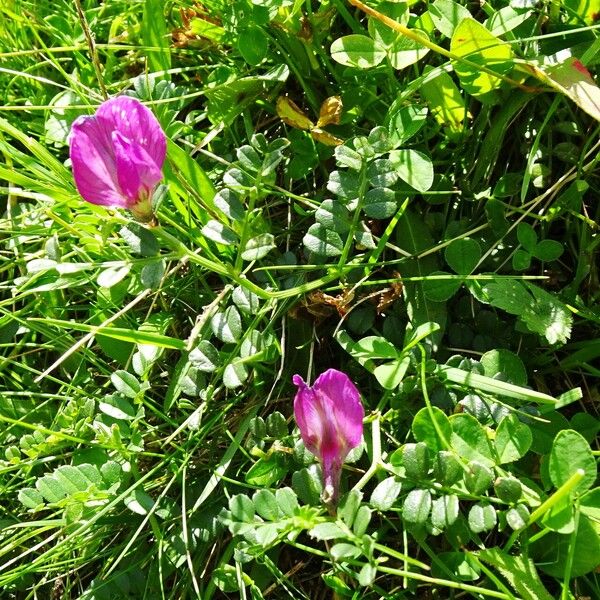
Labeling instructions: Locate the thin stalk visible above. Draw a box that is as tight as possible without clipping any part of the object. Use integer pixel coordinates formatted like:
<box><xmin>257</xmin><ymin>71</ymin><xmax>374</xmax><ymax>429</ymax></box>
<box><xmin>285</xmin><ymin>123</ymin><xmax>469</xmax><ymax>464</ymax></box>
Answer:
<box><xmin>352</xmin><ymin>416</ymin><xmax>382</xmax><ymax>491</ymax></box>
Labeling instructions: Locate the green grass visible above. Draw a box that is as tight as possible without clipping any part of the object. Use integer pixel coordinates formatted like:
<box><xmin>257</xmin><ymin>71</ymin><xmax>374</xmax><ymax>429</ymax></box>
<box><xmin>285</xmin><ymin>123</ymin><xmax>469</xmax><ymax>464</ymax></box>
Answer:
<box><xmin>1</xmin><ymin>0</ymin><xmax>599</xmax><ymax>598</ymax></box>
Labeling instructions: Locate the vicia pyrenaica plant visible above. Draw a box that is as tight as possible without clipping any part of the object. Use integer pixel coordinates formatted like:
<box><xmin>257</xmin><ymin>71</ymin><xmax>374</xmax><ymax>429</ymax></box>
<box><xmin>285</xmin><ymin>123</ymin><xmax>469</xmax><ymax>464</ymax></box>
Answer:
<box><xmin>69</xmin><ymin>96</ymin><xmax>166</xmax><ymax>223</ymax></box>
<box><xmin>293</xmin><ymin>369</ymin><xmax>364</xmax><ymax>507</ymax></box>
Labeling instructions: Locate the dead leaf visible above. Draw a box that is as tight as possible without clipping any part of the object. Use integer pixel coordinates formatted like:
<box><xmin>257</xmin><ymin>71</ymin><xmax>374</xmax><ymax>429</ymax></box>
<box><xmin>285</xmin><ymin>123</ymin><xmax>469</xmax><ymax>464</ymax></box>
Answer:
<box><xmin>521</xmin><ymin>56</ymin><xmax>600</xmax><ymax>122</ymax></box>
<box><xmin>310</xmin><ymin>127</ymin><xmax>343</xmax><ymax>146</ymax></box>
<box><xmin>316</xmin><ymin>96</ymin><xmax>343</xmax><ymax>127</ymax></box>
<box><xmin>276</xmin><ymin>96</ymin><xmax>314</xmax><ymax>130</ymax></box>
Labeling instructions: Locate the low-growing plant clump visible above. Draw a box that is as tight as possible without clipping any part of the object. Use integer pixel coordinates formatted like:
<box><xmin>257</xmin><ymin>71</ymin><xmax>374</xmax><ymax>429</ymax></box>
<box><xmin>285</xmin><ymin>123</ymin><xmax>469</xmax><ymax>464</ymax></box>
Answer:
<box><xmin>0</xmin><ymin>0</ymin><xmax>599</xmax><ymax>599</ymax></box>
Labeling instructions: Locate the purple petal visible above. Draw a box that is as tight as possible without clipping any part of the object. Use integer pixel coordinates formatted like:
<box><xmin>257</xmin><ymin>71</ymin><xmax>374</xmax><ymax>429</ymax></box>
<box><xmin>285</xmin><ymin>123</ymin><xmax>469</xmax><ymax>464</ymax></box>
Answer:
<box><xmin>293</xmin><ymin>375</ymin><xmax>325</xmax><ymax>456</ymax></box>
<box><xmin>95</xmin><ymin>96</ymin><xmax>166</xmax><ymax>168</ymax></box>
<box><xmin>313</xmin><ymin>369</ymin><xmax>364</xmax><ymax>451</ymax></box>
<box><xmin>112</xmin><ymin>131</ymin><xmax>163</xmax><ymax>204</ymax></box>
<box><xmin>69</xmin><ymin>115</ymin><xmax>127</xmax><ymax>207</ymax></box>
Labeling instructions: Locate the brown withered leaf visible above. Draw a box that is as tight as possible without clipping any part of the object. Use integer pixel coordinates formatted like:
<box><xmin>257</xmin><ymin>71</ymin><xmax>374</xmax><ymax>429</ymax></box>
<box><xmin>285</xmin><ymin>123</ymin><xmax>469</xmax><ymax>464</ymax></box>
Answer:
<box><xmin>310</xmin><ymin>127</ymin><xmax>343</xmax><ymax>146</ymax></box>
<box><xmin>316</xmin><ymin>95</ymin><xmax>343</xmax><ymax>127</ymax></box>
<box><xmin>366</xmin><ymin>271</ymin><xmax>403</xmax><ymax>315</ymax></box>
<box><xmin>290</xmin><ymin>289</ymin><xmax>356</xmax><ymax>320</ymax></box>
<box><xmin>276</xmin><ymin>96</ymin><xmax>314</xmax><ymax>131</ymax></box>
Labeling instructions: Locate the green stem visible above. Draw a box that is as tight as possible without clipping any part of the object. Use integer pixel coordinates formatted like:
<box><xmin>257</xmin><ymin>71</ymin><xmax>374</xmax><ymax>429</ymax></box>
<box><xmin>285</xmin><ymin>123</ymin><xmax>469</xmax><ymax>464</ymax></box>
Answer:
<box><xmin>504</xmin><ymin>469</ymin><xmax>585</xmax><ymax>552</ymax></box>
<box><xmin>352</xmin><ymin>416</ymin><xmax>382</xmax><ymax>492</ymax></box>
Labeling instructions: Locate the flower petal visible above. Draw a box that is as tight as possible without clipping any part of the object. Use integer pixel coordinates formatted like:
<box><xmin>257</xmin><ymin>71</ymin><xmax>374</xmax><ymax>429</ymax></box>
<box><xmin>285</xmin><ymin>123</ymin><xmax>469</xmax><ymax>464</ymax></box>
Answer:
<box><xmin>313</xmin><ymin>369</ymin><xmax>364</xmax><ymax>451</ymax></box>
<box><xmin>112</xmin><ymin>131</ymin><xmax>163</xmax><ymax>204</ymax></box>
<box><xmin>69</xmin><ymin>115</ymin><xmax>126</xmax><ymax>207</ymax></box>
<box><xmin>292</xmin><ymin>374</ymin><xmax>325</xmax><ymax>456</ymax></box>
<box><xmin>96</xmin><ymin>96</ymin><xmax>166</xmax><ymax>168</ymax></box>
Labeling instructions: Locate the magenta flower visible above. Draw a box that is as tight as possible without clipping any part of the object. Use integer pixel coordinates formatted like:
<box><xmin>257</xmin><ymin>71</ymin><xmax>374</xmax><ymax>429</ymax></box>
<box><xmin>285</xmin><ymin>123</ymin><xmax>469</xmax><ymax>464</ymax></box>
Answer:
<box><xmin>69</xmin><ymin>96</ymin><xmax>167</xmax><ymax>222</ymax></box>
<box><xmin>293</xmin><ymin>369</ymin><xmax>364</xmax><ymax>505</ymax></box>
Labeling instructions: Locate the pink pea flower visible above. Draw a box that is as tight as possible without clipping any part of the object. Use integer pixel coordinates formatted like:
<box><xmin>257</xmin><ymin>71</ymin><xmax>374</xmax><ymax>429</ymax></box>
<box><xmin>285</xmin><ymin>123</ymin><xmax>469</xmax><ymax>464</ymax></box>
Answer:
<box><xmin>69</xmin><ymin>96</ymin><xmax>167</xmax><ymax>223</ymax></box>
<box><xmin>293</xmin><ymin>369</ymin><xmax>364</xmax><ymax>506</ymax></box>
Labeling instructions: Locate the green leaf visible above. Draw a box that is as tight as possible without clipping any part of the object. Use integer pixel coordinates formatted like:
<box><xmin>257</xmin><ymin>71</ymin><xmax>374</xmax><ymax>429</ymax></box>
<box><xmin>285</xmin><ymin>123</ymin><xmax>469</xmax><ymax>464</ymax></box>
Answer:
<box><xmin>422</xmin><ymin>271</ymin><xmax>462</xmax><ymax>302</ymax></box>
<box><xmin>201</xmin><ymin>220</ymin><xmax>238</xmax><ymax>246</ymax></box>
<box><xmin>451</xmin><ymin>18</ymin><xmax>513</xmax><ymax>97</ymax></box>
<box><xmin>245</xmin><ymin>455</ymin><xmax>287</xmax><ymax>487</ymax></box>
<box><xmin>266</xmin><ymin>412</ymin><xmax>288</xmax><ymax>438</ymax></box>
<box><xmin>18</xmin><ymin>487</ymin><xmax>45</xmax><ymax>509</ymax></box>
<box><xmin>275</xmin><ymin>488</ymin><xmax>298</xmax><ymax>517</ymax></box>
<box><xmin>331</xmin><ymin>543</ymin><xmax>362</xmax><ymax>561</ymax></box>
<box><xmin>533</xmin><ymin>239</ymin><xmax>563</xmax><ymax>262</ymax></box>
<box><xmin>241</xmin><ymin>233</ymin><xmax>276</xmax><ymax>261</ymax></box>
<box><xmin>468</xmin><ymin>503</ymin><xmax>497</xmax><ymax>533</ymax></box>
<box><xmin>310</xmin><ymin>522</ymin><xmax>346</xmax><ymax>540</ymax></box>
<box><xmin>429</xmin><ymin>0</ymin><xmax>472</xmax><ymax>37</ymax></box>
<box><xmin>167</xmin><ymin>140</ymin><xmax>216</xmax><ymax>210</ymax></box>
<box><xmin>495</xmin><ymin>414</ymin><xmax>532</xmax><ymax>463</ymax></box>
<box><xmin>412</xmin><ymin>406</ymin><xmax>452</xmax><ymax>452</ymax></box>
<box><xmin>389</xmin><ymin>149</ymin><xmax>434</xmax><ymax>192</ymax></box>
<box><xmin>214</xmin><ymin>189</ymin><xmax>245</xmax><ymax>221</ymax></box>
<box><xmin>421</xmin><ymin>67</ymin><xmax>469</xmax><ymax>134</ymax></box>
<box><xmin>388</xmin><ymin>30</ymin><xmax>430</xmax><ymax>70</ymax></box>
<box><xmin>480</xmin><ymin>348</ymin><xmax>527</xmax><ymax>386</ymax></box>
<box><xmin>229</xmin><ymin>494</ymin><xmax>255</xmax><ymax>522</ymax></box>
<box><xmin>549</xmin><ymin>429</ymin><xmax>596</xmax><ymax>495</ymax></box>
<box><xmin>505</xmin><ymin>504</ymin><xmax>530</xmax><ymax>530</ymax></box>
<box><xmin>120</xmin><ymin>223</ymin><xmax>159</xmax><ymax>257</ymax></box>
<box><xmin>111</xmin><ymin>370</ymin><xmax>141</xmax><ymax>398</ymax></box>
<box><xmin>353</xmin><ymin>335</ymin><xmax>400</xmax><ymax>360</ymax></box>
<box><xmin>370</xmin><ymin>477</ymin><xmax>402</xmax><ymax>511</ymax></box>
<box><xmin>512</xmin><ymin>248</ymin><xmax>531</xmax><ymax>271</ymax></box>
<box><xmin>387</xmin><ymin>104</ymin><xmax>428</xmax><ymax>146</ymax></box>
<box><xmin>339</xmin><ymin>489</ymin><xmax>363</xmax><ymax>527</ymax></box>
<box><xmin>494</xmin><ymin>476</ymin><xmax>523</xmax><ymax>504</ymax></box>
<box><xmin>97</xmin><ymin>265</ymin><xmax>131</xmax><ymax>289</ymax></box>
<box><xmin>238</xmin><ymin>26</ymin><xmax>268</xmax><ymax>66</ymax></box>
<box><xmin>363</xmin><ymin>187</ymin><xmax>398</xmax><ymax>219</ymax></box>
<box><xmin>330</xmin><ymin>35</ymin><xmax>387</xmax><ymax>69</ymax></box>
<box><xmin>433</xmin><ymin>451</ymin><xmax>464</xmax><ymax>487</ymax></box>
<box><xmin>465</xmin><ymin>461</ymin><xmax>494</xmax><ymax>495</ymax></box>
<box><xmin>367</xmin><ymin>159</ymin><xmax>398</xmax><ymax>188</ymax></box>
<box><xmin>124</xmin><ymin>489</ymin><xmax>155</xmax><ymax>515</ymax></box>
<box><xmin>358</xmin><ymin>563</ymin><xmax>377</xmax><ymax>587</ymax></box>
<box><xmin>292</xmin><ymin>465</ymin><xmax>323</xmax><ymax>505</ymax></box>
<box><xmin>327</xmin><ymin>169</ymin><xmax>360</xmax><ymax>200</ymax></box>
<box><xmin>189</xmin><ymin>340</ymin><xmax>221</xmax><ymax>372</ymax></box>
<box><xmin>477</xmin><ymin>548</ymin><xmax>553</xmax><ymax>600</ymax></box>
<box><xmin>140</xmin><ymin>259</ymin><xmax>165</xmax><ymax>289</ymax></box>
<box><xmin>373</xmin><ymin>358</ymin><xmax>410</xmax><ymax>389</ymax></box>
<box><xmin>252</xmin><ymin>489</ymin><xmax>279</xmax><ymax>521</ymax></box>
<box><xmin>517</xmin><ymin>222</ymin><xmax>537</xmax><ymax>251</ymax></box>
<box><xmin>541</xmin><ymin>494</ymin><xmax>575</xmax><ymax>533</ymax></box>
<box><xmin>204</xmin><ymin>65</ymin><xmax>288</xmax><ymax>126</ymax></box>
<box><xmin>449</xmin><ymin>413</ymin><xmax>495</xmax><ymax>467</ymax></box>
<box><xmin>472</xmin><ymin>279</ymin><xmax>572</xmax><ymax>344</ymax></box>
<box><xmin>316</xmin><ymin>199</ymin><xmax>351</xmax><ymax>234</ymax></box>
<box><xmin>223</xmin><ymin>361</ymin><xmax>249</xmax><ymax>389</ymax></box>
<box><xmin>353</xmin><ymin>505</ymin><xmax>372</xmax><ymax>536</ymax></box>
<box><xmin>403</xmin><ymin>489</ymin><xmax>432</xmax><ymax>524</ymax></box>
<box><xmin>303</xmin><ymin>223</ymin><xmax>344</xmax><ymax>257</ymax></box>
<box><xmin>431</xmin><ymin>494</ymin><xmax>459</xmax><ymax>530</ymax></box>
<box><xmin>445</xmin><ymin>238</ymin><xmax>481</xmax><ymax>275</ymax></box>
<box><xmin>532</xmin><ymin>515</ymin><xmax>600</xmax><ymax>578</ymax></box>
<box><xmin>211</xmin><ymin>306</ymin><xmax>242</xmax><ymax>343</ymax></box>
<box><xmin>232</xmin><ymin>286</ymin><xmax>261</xmax><ymax>315</ymax></box>
<box><xmin>402</xmin><ymin>442</ymin><xmax>431</xmax><ymax>480</ymax></box>
<box><xmin>485</xmin><ymin>7</ymin><xmax>533</xmax><ymax>36</ymax></box>
<box><xmin>335</xmin><ymin>145</ymin><xmax>363</xmax><ymax>170</ymax></box>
